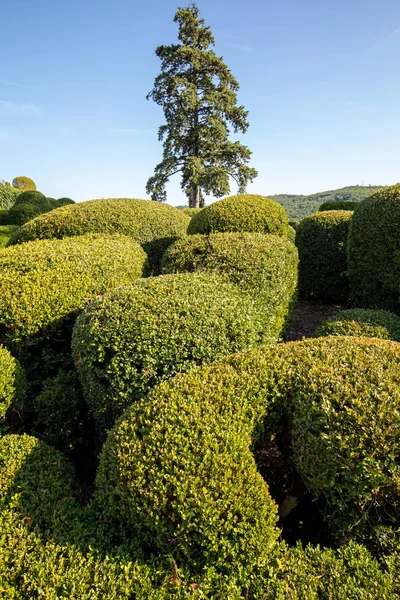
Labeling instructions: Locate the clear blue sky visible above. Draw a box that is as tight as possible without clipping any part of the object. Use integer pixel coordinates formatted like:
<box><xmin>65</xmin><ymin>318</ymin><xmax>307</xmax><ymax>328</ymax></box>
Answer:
<box><xmin>1</xmin><ymin>0</ymin><xmax>399</xmax><ymax>204</ymax></box>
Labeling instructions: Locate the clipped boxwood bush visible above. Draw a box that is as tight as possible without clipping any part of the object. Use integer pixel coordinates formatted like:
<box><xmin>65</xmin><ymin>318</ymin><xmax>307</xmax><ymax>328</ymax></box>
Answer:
<box><xmin>0</xmin><ymin>225</ymin><xmax>19</xmax><ymax>248</ymax></box>
<box><xmin>7</xmin><ymin>198</ymin><xmax>191</xmax><ymax>274</ymax></box>
<box><xmin>12</xmin><ymin>176</ymin><xmax>36</xmax><ymax>191</ymax></box>
<box><xmin>0</xmin><ymin>234</ymin><xmax>147</xmax><ymax>342</ymax></box>
<box><xmin>314</xmin><ymin>308</ymin><xmax>400</xmax><ymax>341</ymax></box>
<box><xmin>57</xmin><ymin>197</ymin><xmax>75</xmax><ymax>206</ymax></box>
<box><xmin>348</xmin><ymin>184</ymin><xmax>400</xmax><ymax>313</ymax></box>
<box><xmin>187</xmin><ymin>194</ymin><xmax>288</xmax><ymax>237</ymax></box>
<box><xmin>161</xmin><ymin>232</ymin><xmax>298</xmax><ymax>340</ymax></box>
<box><xmin>319</xmin><ymin>201</ymin><xmax>359</xmax><ymax>212</ymax></box>
<box><xmin>287</xmin><ymin>224</ymin><xmax>296</xmax><ymax>243</ymax></box>
<box><xmin>0</xmin><ymin>345</ymin><xmax>25</xmax><ymax>428</ymax></box>
<box><xmin>96</xmin><ymin>336</ymin><xmax>400</xmax><ymax>569</ymax></box>
<box><xmin>296</xmin><ymin>210</ymin><xmax>353</xmax><ymax>301</ymax></box>
<box><xmin>0</xmin><ymin>234</ymin><xmax>147</xmax><ymax>412</ymax></box>
<box><xmin>73</xmin><ymin>272</ymin><xmax>269</xmax><ymax>436</ymax></box>
<box><xmin>0</xmin><ymin>434</ymin><xmax>76</xmax><ymax>532</ymax></box>
<box><xmin>95</xmin><ymin>363</ymin><xmax>280</xmax><ymax>581</ymax></box>
<box><xmin>179</xmin><ymin>207</ymin><xmax>203</xmax><ymax>217</ymax></box>
<box><xmin>6</xmin><ymin>190</ymin><xmax>53</xmax><ymax>225</ymax></box>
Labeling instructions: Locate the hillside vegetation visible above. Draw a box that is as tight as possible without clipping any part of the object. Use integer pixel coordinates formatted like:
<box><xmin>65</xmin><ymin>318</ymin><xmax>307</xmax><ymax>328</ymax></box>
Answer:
<box><xmin>270</xmin><ymin>185</ymin><xmax>384</xmax><ymax>220</ymax></box>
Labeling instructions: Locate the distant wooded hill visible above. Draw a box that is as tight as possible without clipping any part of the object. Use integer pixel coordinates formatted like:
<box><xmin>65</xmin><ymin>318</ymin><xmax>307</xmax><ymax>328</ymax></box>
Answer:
<box><xmin>270</xmin><ymin>185</ymin><xmax>385</xmax><ymax>221</ymax></box>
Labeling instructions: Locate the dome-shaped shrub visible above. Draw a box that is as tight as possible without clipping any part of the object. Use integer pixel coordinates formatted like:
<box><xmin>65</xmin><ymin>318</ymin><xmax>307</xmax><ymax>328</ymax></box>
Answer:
<box><xmin>296</xmin><ymin>210</ymin><xmax>353</xmax><ymax>301</ymax></box>
<box><xmin>0</xmin><ymin>234</ymin><xmax>147</xmax><ymax>342</ymax></box>
<box><xmin>161</xmin><ymin>232</ymin><xmax>298</xmax><ymax>340</ymax></box>
<box><xmin>348</xmin><ymin>184</ymin><xmax>400</xmax><ymax>313</ymax></box>
<box><xmin>0</xmin><ymin>434</ymin><xmax>76</xmax><ymax>531</ymax></box>
<box><xmin>95</xmin><ymin>364</ymin><xmax>280</xmax><ymax>581</ymax></box>
<box><xmin>314</xmin><ymin>308</ymin><xmax>400</xmax><ymax>341</ymax></box>
<box><xmin>287</xmin><ymin>224</ymin><xmax>296</xmax><ymax>243</ymax></box>
<box><xmin>57</xmin><ymin>197</ymin><xmax>75</xmax><ymax>206</ymax></box>
<box><xmin>187</xmin><ymin>194</ymin><xmax>288</xmax><ymax>236</ymax></box>
<box><xmin>0</xmin><ymin>182</ymin><xmax>19</xmax><ymax>210</ymax></box>
<box><xmin>7</xmin><ymin>198</ymin><xmax>190</xmax><ymax>274</ymax></box>
<box><xmin>12</xmin><ymin>176</ymin><xmax>36</xmax><ymax>191</ymax></box>
<box><xmin>7</xmin><ymin>191</ymin><xmax>53</xmax><ymax>225</ymax></box>
<box><xmin>319</xmin><ymin>201</ymin><xmax>359</xmax><ymax>212</ymax></box>
<box><xmin>96</xmin><ymin>337</ymin><xmax>400</xmax><ymax>567</ymax></box>
<box><xmin>0</xmin><ymin>346</ymin><xmax>25</xmax><ymax>427</ymax></box>
<box><xmin>73</xmin><ymin>272</ymin><xmax>270</xmax><ymax>436</ymax></box>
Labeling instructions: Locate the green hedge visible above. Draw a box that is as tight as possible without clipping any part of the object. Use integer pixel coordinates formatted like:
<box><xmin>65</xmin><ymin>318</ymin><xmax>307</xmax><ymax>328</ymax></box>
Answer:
<box><xmin>0</xmin><ymin>434</ymin><xmax>76</xmax><ymax>532</ymax></box>
<box><xmin>179</xmin><ymin>207</ymin><xmax>203</xmax><ymax>217</ymax></box>
<box><xmin>7</xmin><ymin>191</ymin><xmax>53</xmax><ymax>225</ymax></box>
<box><xmin>161</xmin><ymin>232</ymin><xmax>298</xmax><ymax>340</ymax></box>
<box><xmin>187</xmin><ymin>194</ymin><xmax>288</xmax><ymax>237</ymax></box>
<box><xmin>0</xmin><ymin>225</ymin><xmax>19</xmax><ymax>248</ymax></box>
<box><xmin>73</xmin><ymin>272</ymin><xmax>269</xmax><ymax>437</ymax></box>
<box><xmin>57</xmin><ymin>197</ymin><xmax>75</xmax><ymax>206</ymax></box>
<box><xmin>0</xmin><ymin>234</ymin><xmax>147</xmax><ymax>342</ymax></box>
<box><xmin>319</xmin><ymin>201</ymin><xmax>359</xmax><ymax>212</ymax></box>
<box><xmin>12</xmin><ymin>176</ymin><xmax>36</xmax><ymax>191</ymax></box>
<box><xmin>95</xmin><ymin>336</ymin><xmax>400</xmax><ymax>569</ymax></box>
<box><xmin>287</xmin><ymin>224</ymin><xmax>296</xmax><ymax>243</ymax></box>
<box><xmin>7</xmin><ymin>198</ymin><xmax>191</xmax><ymax>274</ymax></box>
<box><xmin>296</xmin><ymin>210</ymin><xmax>353</xmax><ymax>301</ymax></box>
<box><xmin>95</xmin><ymin>362</ymin><xmax>280</xmax><ymax>581</ymax></box>
<box><xmin>0</xmin><ymin>346</ymin><xmax>25</xmax><ymax>428</ymax></box>
<box><xmin>348</xmin><ymin>184</ymin><xmax>400</xmax><ymax>312</ymax></box>
<box><xmin>314</xmin><ymin>309</ymin><xmax>400</xmax><ymax>341</ymax></box>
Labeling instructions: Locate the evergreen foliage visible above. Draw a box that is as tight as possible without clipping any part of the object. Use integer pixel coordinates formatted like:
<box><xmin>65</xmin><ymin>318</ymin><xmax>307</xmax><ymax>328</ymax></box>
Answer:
<box><xmin>146</xmin><ymin>4</ymin><xmax>257</xmax><ymax>207</ymax></box>
<box><xmin>0</xmin><ymin>181</ymin><xmax>19</xmax><ymax>209</ymax></box>
<box><xmin>188</xmin><ymin>194</ymin><xmax>288</xmax><ymax>236</ymax></box>
<box><xmin>12</xmin><ymin>176</ymin><xmax>36</xmax><ymax>191</ymax></box>
<box><xmin>348</xmin><ymin>184</ymin><xmax>400</xmax><ymax>313</ymax></box>
<box><xmin>314</xmin><ymin>308</ymin><xmax>400</xmax><ymax>341</ymax></box>
<box><xmin>296</xmin><ymin>210</ymin><xmax>353</xmax><ymax>301</ymax></box>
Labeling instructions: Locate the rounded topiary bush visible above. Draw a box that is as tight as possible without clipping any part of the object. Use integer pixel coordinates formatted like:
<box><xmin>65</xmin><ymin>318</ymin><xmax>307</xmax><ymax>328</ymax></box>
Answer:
<box><xmin>73</xmin><ymin>272</ymin><xmax>269</xmax><ymax>436</ymax></box>
<box><xmin>296</xmin><ymin>210</ymin><xmax>353</xmax><ymax>301</ymax></box>
<box><xmin>319</xmin><ymin>201</ymin><xmax>359</xmax><ymax>212</ymax></box>
<box><xmin>96</xmin><ymin>336</ymin><xmax>400</xmax><ymax>568</ymax></box>
<box><xmin>0</xmin><ymin>182</ymin><xmax>19</xmax><ymax>210</ymax></box>
<box><xmin>0</xmin><ymin>434</ymin><xmax>76</xmax><ymax>531</ymax></box>
<box><xmin>348</xmin><ymin>184</ymin><xmax>400</xmax><ymax>313</ymax></box>
<box><xmin>95</xmin><ymin>364</ymin><xmax>280</xmax><ymax>580</ymax></box>
<box><xmin>187</xmin><ymin>194</ymin><xmax>288</xmax><ymax>237</ymax></box>
<box><xmin>0</xmin><ymin>346</ymin><xmax>25</xmax><ymax>427</ymax></box>
<box><xmin>161</xmin><ymin>232</ymin><xmax>298</xmax><ymax>340</ymax></box>
<box><xmin>314</xmin><ymin>308</ymin><xmax>400</xmax><ymax>341</ymax></box>
<box><xmin>287</xmin><ymin>224</ymin><xmax>296</xmax><ymax>243</ymax></box>
<box><xmin>0</xmin><ymin>234</ymin><xmax>147</xmax><ymax>407</ymax></box>
<box><xmin>12</xmin><ymin>176</ymin><xmax>36</xmax><ymax>191</ymax></box>
<box><xmin>7</xmin><ymin>191</ymin><xmax>53</xmax><ymax>225</ymax></box>
<box><xmin>7</xmin><ymin>198</ymin><xmax>191</xmax><ymax>273</ymax></box>
<box><xmin>0</xmin><ymin>234</ymin><xmax>147</xmax><ymax>342</ymax></box>
<box><xmin>57</xmin><ymin>197</ymin><xmax>75</xmax><ymax>206</ymax></box>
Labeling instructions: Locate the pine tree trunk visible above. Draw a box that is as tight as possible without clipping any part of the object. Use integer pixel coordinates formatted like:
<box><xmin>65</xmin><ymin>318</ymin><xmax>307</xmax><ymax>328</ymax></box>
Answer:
<box><xmin>190</xmin><ymin>184</ymin><xmax>200</xmax><ymax>208</ymax></box>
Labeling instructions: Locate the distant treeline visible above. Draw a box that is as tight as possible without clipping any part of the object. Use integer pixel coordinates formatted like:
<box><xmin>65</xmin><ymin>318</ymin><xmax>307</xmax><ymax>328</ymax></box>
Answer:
<box><xmin>270</xmin><ymin>185</ymin><xmax>385</xmax><ymax>220</ymax></box>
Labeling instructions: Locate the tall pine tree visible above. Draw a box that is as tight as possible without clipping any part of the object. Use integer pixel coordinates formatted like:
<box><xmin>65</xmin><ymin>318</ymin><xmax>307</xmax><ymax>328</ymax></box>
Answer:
<box><xmin>146</xmin><ymin>3</ymin><xmax>258</xmax><ymax>208</ymax></box>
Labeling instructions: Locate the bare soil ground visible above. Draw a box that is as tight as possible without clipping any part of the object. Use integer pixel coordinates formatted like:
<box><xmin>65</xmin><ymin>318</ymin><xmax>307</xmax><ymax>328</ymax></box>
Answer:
<box><xmin>284</xmin><ymin>301</ymin><xmax>346</xmax><ymax>342</ymax></box>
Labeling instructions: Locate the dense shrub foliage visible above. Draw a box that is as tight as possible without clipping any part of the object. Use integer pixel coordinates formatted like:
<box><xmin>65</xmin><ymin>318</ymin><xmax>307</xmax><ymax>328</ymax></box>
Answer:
<box><xmin>315</xmin><ymin>308</ymin><xmax>400</xmax><ymax>341</ymax></box>
<box><xmin>95</xmin><ymin>364</ymin><xmax>280</xmax><ymax>581</ymax></box>
<box><xmin>161</xmin><ymin>232</ymin><xmax>298</xmax><ymax>340</ymax></box>
<box><xmin>73</xmin><ymin>272</ymin><xmax>269</xmax><ymax>436</ymax></box>
<box><xmin>179</xmin><ymin>207</ymin><xmax>203</xmax><ymax>216</ymax></box>
<box><xmin>0</xmin><ymin>225</ymin><xmax>18</xmax><ymax>247</ymax></box>
<box><xmin>188</xmin><ymin>194</ymin><xmax>288</xmax><ymax>236</ymax></box>
<box><xmin>319</xmin><ymin>200</ymin><xmax>359</xmax><ymax>211</ymax></box>
<box><xmin>96</xmin><ymin>336</ymin><xmax>400</xmax><ymax>578</ymax></box>
<box><xmin>12</xmin><ymin>176</ymin><xmax>36</xmax><ymax>191</ymax></box>
<box><xmin>0</xmin><ymin>234</ymin><xmax>147</xmax><ymax>342</ymax></box>
<box><xmin>287</xmin><ymin>224</ymin><xmax>296</xmax><ymax>243</ymax></box>
<box><xmin>7</xmin><ymin>190</ymin><xmax>53</xmax><ymax>225</ymax></box>
<box><xmin>57</xmin><ymin>197</ymin><xmax>75</xmax><ymax>206</ymax></box>
<box><xmin>296</xmin><ymin>210</ymin><xmax>353</xmax><ymax>300</ymax></box>
<box><xmin>348</xmin><ymin>184</ymin><xmax>400</xmax><ymax>312</ymax></box>
<box><xmin>8</xmin><ymin>198</ymin><xmax>190</xmax><ymax>273</ymax></box>
<box><xmin>0</xmin><ymin>434</ymin><xmax>76</xmax><ymax>532</ymax></box>
<box><xmin>0</xmin><ymin>346</ymin><xmax>25</xmax><ymax>427</ymax></box>
<box><xmin>0</xmin><ymin>181</ymin><xmax>19</xmax><ymax>209</ymax></box>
